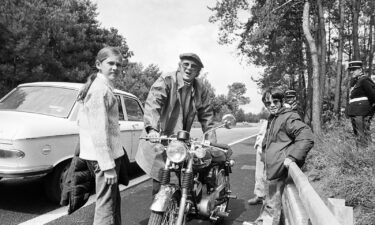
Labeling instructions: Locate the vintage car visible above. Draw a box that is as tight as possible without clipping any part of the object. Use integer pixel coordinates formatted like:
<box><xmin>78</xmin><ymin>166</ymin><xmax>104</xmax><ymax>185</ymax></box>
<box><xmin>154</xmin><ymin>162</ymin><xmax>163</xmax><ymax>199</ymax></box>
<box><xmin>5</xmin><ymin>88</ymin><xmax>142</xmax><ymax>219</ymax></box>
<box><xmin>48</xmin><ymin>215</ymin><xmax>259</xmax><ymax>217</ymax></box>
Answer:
<box><xmin>0</xmin><ymin>82</ymin><xmax>144</xmax><ymax>202</ymax></box>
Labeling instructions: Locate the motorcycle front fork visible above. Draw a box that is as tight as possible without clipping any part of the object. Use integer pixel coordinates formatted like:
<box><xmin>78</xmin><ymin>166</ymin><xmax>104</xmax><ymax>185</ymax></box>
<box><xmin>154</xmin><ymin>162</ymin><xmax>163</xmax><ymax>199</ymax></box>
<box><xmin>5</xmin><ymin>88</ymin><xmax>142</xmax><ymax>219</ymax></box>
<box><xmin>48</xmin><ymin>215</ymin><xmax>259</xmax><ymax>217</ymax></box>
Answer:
<box><xmin>158</xmin><ymin>157</ymin><xmax>194</xmax><ymax>225</ymax></box>
<box><xmin>176</xmin><ymin>156</ymin><xmax>194</xmax><ymax>225</ymax></box>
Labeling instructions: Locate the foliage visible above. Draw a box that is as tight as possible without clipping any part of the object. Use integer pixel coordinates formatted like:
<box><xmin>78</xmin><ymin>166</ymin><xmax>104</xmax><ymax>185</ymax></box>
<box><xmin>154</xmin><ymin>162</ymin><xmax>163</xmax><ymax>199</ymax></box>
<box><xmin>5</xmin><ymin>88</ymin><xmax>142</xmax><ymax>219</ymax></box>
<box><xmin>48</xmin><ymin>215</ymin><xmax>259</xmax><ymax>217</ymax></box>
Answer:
<box><xmin>235</xmin><ymin>107</ymin><xmax>268</xmax><ymax>122</ymax></box>
<box><xmin>211</xmin><ymin>81</ymin><xmax>254</xmax><ymax>121</ymax></box>
<box><xmin>305</xmin><ymin>119</ymin><xmax>375</xmax><ymax>225</ymax></box>
<box><xmin>114</xmin><ymin>63</ymin><xmax>161</xmax><ymax>104</ymax></box>
<box><xmin>0</xmin><ymin>0</ymin><xmax>132</xmax><ymax>97</ymax></box>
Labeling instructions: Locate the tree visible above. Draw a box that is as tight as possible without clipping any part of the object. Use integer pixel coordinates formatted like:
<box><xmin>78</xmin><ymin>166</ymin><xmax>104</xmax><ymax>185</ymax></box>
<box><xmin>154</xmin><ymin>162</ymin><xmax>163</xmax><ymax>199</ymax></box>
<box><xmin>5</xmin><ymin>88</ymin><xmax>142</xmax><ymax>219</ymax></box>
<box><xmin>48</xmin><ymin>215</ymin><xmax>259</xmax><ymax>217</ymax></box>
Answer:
<box><xmin>303</xmin><ymin>1</ymin><xmax>322</xmax><ymax>135</ymax></box>
<box><xmin>209</xmin><ymin>0</ymin><xmax>311</xmax><ymax>119</ymax></box>
<box><xmin>352</xmin><ymin>0</ymin><xmax>361</xmax><ymax>60</ymax></box>
<box><xmin>317</xmin><ymin>0</ymin><xmax>327</xmax><ymax>105</ymax></box>
<box><xmin>367</xmin><ymin>0</ymin><xmax>374</xmax><ymax>75</ymax></box>
<box><xmin>114</xmin><ymin>63</ymin><xmax>161</xmax><ymax>104</ymax></box>
<box><xmin>0</xmin><ymin>0</ymin><xmax>132</xmax><ymax>97</ymax></box>
<box><xmin>334</xmin><ymin>0</ymin><xmax>344</xmax><ymax>116</ymax></box>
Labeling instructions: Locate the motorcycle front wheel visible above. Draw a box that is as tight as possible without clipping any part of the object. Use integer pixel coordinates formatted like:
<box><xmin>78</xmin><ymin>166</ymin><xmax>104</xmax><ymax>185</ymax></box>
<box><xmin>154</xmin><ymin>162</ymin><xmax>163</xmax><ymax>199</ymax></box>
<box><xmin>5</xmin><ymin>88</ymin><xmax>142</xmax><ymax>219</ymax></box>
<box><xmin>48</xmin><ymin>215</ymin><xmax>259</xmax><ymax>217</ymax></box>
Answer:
<box><xmin>148</xmin><ymin>193</ymin><xmax>185</xmax><ymax>225</ymax></box>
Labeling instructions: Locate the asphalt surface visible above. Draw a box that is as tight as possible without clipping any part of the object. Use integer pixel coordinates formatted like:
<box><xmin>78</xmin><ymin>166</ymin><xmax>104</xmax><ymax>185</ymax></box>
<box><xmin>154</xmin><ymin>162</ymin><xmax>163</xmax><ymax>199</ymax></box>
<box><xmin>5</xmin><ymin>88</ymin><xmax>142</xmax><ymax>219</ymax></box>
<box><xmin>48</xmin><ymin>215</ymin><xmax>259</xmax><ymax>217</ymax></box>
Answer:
<box><xmin>47</xmin><ymin>137</ymin><xmax>261</xmax><ymax>225</ymax></box>
<box><xmin>0</xmin><ymin>126</ymin><xmax>260</xmax><ymax>225</ymax></box>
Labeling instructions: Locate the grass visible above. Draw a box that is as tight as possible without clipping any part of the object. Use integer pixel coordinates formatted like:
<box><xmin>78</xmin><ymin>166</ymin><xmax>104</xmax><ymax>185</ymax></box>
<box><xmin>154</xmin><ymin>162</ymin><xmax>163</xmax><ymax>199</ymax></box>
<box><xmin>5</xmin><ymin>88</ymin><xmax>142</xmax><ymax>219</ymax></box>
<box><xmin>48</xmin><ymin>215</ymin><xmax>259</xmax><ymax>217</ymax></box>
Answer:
<box><xmin>304</xmin><ymin>119</ymin><xmax>375</xmax><ymax>225</ymax></box>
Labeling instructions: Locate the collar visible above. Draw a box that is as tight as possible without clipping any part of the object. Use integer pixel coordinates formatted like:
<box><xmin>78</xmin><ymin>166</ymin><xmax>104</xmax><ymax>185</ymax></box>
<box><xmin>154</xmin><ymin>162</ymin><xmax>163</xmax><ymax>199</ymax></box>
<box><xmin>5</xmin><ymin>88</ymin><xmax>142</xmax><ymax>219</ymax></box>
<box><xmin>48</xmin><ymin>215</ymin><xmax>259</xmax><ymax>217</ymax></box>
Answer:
<box><xmin>96</xmin><ymin>73</ymin><xmax>114</xmax><ymax>91</ymax></box>
<box><xmin>268</xmin><ymin>106</ymin><xmax>290</xmax><ymax>119</ymax></box>
<box><xmin>176</xmin><ymin>71</ymin><xmax>194</xmax><ymax>90</ymax></box>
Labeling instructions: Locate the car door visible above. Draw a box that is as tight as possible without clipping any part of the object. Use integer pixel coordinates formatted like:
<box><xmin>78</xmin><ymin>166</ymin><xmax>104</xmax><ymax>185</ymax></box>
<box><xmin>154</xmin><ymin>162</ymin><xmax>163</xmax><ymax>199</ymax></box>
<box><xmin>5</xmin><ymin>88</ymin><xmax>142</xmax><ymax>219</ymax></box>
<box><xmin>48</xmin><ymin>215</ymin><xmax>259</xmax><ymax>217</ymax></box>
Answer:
<box><xmin>116</xmin><ymin>95</ymin><xmax>133</xmax><ymax>161</ymax></box>
<box><xmin>123</xmin><ymin>97</ymin><xmax>144</xmax><ymax>160</ymax></box>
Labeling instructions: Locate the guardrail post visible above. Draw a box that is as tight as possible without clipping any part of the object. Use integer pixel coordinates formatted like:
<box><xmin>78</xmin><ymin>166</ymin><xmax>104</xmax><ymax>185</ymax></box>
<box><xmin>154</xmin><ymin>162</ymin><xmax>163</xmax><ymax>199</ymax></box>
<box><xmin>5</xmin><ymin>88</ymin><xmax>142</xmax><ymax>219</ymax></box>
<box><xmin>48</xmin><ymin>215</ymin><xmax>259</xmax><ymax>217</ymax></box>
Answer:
<box><xmin>327</xmin><ymin>198</ymin><xmax>354</xmax><ymax>225</ymax></box>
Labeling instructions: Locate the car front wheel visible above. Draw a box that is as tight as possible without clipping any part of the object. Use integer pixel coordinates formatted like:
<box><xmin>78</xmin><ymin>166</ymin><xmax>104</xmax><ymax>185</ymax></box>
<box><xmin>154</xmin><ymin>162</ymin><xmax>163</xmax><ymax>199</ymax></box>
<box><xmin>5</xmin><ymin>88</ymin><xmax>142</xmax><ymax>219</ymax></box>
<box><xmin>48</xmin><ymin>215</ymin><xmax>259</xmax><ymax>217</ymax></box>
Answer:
<box><xmin>44</xmin><ymin>161</ymin><xmax>71</xmax><ymax>203</ymax></box>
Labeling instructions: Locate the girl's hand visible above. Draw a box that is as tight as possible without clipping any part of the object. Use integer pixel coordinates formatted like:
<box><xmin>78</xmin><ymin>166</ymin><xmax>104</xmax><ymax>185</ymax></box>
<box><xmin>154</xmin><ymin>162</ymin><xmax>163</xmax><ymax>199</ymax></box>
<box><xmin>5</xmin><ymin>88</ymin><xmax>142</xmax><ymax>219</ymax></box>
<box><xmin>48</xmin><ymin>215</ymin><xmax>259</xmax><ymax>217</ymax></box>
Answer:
<box><xmin>104</xmin><ymin>168</ymin><xmax>117</xmax><ymax>185</ymax></box>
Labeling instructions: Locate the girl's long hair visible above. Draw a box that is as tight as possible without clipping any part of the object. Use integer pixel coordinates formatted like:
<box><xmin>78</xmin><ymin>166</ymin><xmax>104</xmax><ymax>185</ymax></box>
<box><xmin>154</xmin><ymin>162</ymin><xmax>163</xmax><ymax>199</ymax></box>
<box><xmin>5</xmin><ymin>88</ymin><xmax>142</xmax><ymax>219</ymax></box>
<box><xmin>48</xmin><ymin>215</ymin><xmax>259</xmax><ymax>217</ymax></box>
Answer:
<box><xmin>77</xmin><ymin>46</ymin><xmax>122</xmax><ymax>102</ymax></box>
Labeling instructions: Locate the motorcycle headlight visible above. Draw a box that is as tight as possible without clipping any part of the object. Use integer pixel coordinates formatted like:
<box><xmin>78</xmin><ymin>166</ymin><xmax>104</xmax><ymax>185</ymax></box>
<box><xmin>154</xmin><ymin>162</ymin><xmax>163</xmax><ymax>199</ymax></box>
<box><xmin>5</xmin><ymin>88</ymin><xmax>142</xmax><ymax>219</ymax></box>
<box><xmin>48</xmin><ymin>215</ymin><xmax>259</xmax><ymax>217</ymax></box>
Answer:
<box><xmin>166</xmin><ymin>140</ymin><xmax>188</xmax><ymax>163</ymax></box>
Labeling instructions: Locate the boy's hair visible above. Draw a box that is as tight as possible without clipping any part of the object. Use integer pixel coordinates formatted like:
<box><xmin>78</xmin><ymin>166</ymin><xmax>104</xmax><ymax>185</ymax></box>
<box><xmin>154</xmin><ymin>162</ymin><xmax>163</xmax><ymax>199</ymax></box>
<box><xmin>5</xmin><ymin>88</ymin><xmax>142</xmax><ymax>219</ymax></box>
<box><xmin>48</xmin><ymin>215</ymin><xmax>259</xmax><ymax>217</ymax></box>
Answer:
<box><xmin>262</xmin><ymin>87</ymin><xmax>285</xmax><ymax>103</ymax></box>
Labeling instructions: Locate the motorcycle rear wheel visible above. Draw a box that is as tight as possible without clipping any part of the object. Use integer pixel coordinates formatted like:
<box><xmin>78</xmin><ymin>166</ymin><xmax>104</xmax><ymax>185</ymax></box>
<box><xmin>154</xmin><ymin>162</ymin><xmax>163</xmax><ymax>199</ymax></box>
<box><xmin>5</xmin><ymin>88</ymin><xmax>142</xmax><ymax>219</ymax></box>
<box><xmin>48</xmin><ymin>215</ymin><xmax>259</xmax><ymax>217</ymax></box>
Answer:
<box><xmin>148</xmin><ymin>193</ymin><xmax>185</xmax><ymax>225</ymax></box>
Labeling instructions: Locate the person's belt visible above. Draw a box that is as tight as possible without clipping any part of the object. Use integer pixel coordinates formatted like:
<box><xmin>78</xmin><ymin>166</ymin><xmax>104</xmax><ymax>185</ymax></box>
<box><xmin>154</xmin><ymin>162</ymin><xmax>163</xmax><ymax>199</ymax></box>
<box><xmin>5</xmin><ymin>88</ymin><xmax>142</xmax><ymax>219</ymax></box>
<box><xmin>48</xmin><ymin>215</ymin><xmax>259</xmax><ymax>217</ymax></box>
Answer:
<box><xmin>349</xmin><ymin>97</ymin><xmax>368</xmax><ymax>103</ymax></box>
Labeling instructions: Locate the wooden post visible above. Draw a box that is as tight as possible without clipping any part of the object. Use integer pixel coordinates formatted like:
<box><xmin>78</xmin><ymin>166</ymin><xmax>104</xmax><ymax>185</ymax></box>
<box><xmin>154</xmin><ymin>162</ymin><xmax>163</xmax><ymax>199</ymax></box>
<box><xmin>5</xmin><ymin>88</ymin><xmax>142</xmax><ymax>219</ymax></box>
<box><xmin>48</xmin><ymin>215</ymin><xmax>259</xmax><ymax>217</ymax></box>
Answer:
<box><xmin>327</xmin><ymin>198</ymin><xmax>354</xmax><ymax>225</ymax></box>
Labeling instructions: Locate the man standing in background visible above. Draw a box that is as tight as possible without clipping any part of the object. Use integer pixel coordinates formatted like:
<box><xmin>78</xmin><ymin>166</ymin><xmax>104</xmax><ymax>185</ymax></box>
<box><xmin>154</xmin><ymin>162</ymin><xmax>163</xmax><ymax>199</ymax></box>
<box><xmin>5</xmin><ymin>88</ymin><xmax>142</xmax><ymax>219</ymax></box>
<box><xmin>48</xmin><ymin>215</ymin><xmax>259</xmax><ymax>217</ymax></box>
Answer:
<box><xmin>346</xmin><ymin>60</ymin><xmax>375</xmax><ymax>148</ymax></box>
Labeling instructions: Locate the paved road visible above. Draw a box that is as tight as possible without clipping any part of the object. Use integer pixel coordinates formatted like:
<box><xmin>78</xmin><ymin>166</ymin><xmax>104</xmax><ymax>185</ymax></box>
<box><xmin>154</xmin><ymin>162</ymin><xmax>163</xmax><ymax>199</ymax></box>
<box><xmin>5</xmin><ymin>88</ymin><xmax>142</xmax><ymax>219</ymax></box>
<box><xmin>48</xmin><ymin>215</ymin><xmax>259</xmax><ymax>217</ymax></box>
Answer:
<box><xmin>48</xmin><ymin>129</ymin><xmax>261</xmax><ymax>225</ymax></box>
<box><xmin>0</xmin><ymin>126</ymin><xmax>260</xmax><ymax>225</ymax></box>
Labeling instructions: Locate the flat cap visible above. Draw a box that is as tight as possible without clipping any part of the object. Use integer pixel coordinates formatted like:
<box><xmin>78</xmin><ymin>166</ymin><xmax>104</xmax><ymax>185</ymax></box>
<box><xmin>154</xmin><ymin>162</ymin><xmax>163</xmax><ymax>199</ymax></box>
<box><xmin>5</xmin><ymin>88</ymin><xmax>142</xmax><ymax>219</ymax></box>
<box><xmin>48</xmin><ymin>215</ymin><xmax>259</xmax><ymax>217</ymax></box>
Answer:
<box><xmin>285</xmin><ymin>90</ymin><xmax>296</xmax><ymax>97</ymax></box>
<box><xmin>179</xmin><ymin>53</ymin><xmax>204</xmax><ymax>68</ymax></box>
<box><xmin>348</xmin><ymin>60</ymin><xmax>362</xmax><ymax>70</ymax></box>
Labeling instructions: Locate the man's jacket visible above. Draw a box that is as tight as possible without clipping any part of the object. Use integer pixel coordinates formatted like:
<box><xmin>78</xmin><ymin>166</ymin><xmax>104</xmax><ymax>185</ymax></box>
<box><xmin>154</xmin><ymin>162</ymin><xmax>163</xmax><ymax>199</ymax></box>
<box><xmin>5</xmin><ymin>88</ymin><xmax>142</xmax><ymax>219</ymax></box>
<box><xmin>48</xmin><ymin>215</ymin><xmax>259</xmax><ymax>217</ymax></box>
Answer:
<box><xmin>347</xmin><ymin>75</ymin><xmax>375</xmax><ymax>116</ymax></box>
<box><xmin>262</xmin><ymin>107</ymin><xmax>314</xmax><ymax>180</ymax></box>
<box><xmin>136</xmin><ymin>71</ymin><xmax>216</xmax><ymax>180</ymax></box>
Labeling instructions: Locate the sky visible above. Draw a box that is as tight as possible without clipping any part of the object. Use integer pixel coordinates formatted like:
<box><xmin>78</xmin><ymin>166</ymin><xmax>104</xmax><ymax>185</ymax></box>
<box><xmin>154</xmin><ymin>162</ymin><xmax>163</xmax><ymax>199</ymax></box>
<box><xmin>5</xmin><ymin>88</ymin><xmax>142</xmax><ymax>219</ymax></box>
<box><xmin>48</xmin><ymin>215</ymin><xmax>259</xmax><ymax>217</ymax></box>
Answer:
<box><xmin>93</xmin><ymin>0</ymin><xmax>264</xmax><ymax>113</ymax></box>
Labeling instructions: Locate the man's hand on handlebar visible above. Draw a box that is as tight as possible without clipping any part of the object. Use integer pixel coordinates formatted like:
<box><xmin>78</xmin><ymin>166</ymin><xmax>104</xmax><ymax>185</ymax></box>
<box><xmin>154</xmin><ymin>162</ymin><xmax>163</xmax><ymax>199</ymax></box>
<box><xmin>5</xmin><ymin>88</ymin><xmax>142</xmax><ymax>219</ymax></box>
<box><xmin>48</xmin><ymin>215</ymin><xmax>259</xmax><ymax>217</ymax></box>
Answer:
<box><xmin>147</xmin><ymin>129</ymin><xmax>160</xmax><ymax>143</ymax></box>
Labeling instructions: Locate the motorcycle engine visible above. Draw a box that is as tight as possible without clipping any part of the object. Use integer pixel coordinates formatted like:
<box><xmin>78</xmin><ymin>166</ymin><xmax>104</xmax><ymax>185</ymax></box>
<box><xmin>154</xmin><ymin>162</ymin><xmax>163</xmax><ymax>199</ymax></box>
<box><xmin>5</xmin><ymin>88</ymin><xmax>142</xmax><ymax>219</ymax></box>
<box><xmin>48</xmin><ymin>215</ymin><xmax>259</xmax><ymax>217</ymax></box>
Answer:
<box><xmin>197</xmin><ymin>166</ymin><xmax>227</xmax><ymax>216</ymax></box>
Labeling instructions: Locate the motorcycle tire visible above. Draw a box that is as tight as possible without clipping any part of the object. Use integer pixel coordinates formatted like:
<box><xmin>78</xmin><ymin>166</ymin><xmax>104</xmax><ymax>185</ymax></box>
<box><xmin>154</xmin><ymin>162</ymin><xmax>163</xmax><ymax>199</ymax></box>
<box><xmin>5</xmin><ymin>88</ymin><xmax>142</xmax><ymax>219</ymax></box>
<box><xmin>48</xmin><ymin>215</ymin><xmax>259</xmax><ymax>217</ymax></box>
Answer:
<box><xmin>147</xmin><ymin>193</ymin><xmax>185</xmax><ymax>225</ymax></box>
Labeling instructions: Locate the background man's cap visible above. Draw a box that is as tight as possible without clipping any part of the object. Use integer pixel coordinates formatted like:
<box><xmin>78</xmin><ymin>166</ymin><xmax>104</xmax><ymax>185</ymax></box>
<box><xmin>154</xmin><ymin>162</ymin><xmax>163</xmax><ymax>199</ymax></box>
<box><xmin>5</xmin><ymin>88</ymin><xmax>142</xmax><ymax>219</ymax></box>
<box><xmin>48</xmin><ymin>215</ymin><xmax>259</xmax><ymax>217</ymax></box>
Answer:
<box><xmin>285</xmin><ymin>89</ymin><xmax>296</xmax><ymax>97</ymax></box>
<box><xmin>179</xmin><ymin>53</ymin><xmax>204</xmax><ymax>68</ymax></box>
<box><xmin>348</xmin><ymin>61</ymin><xmax>362</xmax><ymax>70</ymax></box>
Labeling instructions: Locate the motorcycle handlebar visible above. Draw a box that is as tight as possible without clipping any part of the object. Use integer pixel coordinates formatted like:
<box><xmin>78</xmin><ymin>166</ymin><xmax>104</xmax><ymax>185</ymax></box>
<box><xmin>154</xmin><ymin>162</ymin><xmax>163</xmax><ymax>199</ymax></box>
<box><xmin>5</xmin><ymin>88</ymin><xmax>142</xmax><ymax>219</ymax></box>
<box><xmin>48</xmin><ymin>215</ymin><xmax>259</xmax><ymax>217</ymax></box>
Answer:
<box><xmin>139</xmin><ymin>136</ymin><xmax>175</xmax><ymax>142</ymax></box>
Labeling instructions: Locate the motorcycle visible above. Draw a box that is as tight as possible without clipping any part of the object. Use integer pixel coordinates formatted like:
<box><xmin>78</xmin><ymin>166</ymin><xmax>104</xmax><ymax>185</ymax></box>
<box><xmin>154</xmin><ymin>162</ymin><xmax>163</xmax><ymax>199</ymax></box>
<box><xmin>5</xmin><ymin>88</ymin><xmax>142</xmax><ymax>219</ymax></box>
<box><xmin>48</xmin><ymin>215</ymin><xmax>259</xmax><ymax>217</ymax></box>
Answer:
<box><xmin>145</xmin><ymin>114</ymin><xmax>237</xmax><ymax>225</ymax></box>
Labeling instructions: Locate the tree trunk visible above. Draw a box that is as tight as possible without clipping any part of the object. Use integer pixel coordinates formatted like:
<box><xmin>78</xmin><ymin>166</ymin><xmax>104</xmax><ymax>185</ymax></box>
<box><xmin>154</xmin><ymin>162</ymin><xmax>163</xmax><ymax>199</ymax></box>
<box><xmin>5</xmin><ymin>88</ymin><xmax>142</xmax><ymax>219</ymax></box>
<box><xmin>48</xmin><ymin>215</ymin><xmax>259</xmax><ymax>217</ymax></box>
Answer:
<box><xmin>369</xmin><ymin>0</ymin><xmax>374</xmax><ymax>76</ymax></box>
<box><xmin>317</xmin><ymin>0</ymin><xmax>327</xmax><ymax>106</ymax></box>
<box><xmin>334</xmin><ymin>0</ymin><xmax>344</xmax><ymax>117</ymax></box>
<box><xmin>305</xmin><ymin>39</ymin><xmax>313</xmax><ymax>126</ymax></box>
<box><xmin>352</xmin><ymin>0</ymin><xmax>360</xmax><ymax>60</ymax></box>
<box><xmin>326</xmin><ymin>7</ymin><xmax>332</xmax><ymax>100</ymax></box>
<box><xmin>298</xmin><ymin>34</ymin><xmax>306</xmax><ymax>121</ymax></box>
<box><xmin>303</xmin><ymin>1</ymin><xmax>322</xmax><ymax>136</ymax></box>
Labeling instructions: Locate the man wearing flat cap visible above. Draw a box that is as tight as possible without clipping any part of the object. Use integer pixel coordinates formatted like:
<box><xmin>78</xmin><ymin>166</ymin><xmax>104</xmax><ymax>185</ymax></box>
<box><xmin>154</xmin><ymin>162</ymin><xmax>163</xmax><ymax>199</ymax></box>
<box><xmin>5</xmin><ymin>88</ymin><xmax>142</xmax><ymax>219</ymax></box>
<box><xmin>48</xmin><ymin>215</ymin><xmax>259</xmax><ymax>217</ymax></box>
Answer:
<box><xmin>346</xmin><ymin>60</ymin><xmax>375</xmax><ymax>148</ymax></box>
<box><xmin>136</xmin><ymin>52</ymin><xmax>216</xmax><ymax>195</ymax></box>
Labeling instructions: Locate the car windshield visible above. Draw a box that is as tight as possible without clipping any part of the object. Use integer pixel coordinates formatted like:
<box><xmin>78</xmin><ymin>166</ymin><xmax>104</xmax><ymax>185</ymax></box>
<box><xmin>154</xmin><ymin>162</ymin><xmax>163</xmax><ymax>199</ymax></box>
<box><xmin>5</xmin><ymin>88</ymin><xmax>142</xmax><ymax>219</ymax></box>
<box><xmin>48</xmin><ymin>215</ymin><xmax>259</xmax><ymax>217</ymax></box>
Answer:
<box><xmin>0</xmin><ymin>86</ymin><xmax>78</xmax><ymax>118</ymax></box>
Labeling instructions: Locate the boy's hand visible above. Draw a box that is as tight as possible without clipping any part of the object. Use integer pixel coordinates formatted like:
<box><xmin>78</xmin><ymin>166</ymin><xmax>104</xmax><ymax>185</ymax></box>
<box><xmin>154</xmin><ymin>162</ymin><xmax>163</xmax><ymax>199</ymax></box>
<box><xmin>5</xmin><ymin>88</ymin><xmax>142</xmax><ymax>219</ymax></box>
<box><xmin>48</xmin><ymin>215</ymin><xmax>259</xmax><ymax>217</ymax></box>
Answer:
<box><xmin>283</xmin><ymin>158</ymin><xmax>294</xmax><ymax>168</ymax></box>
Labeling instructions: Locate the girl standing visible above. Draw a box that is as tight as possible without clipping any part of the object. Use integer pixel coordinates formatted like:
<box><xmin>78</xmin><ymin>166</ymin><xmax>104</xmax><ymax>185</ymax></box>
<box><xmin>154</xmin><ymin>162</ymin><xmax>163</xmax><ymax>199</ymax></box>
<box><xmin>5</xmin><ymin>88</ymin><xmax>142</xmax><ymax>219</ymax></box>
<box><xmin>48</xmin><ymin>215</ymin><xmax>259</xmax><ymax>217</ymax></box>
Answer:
<box><xmin>77</xmin><ymin>46</ymin><xmax>124</xmax><ymax>225</ymax></box>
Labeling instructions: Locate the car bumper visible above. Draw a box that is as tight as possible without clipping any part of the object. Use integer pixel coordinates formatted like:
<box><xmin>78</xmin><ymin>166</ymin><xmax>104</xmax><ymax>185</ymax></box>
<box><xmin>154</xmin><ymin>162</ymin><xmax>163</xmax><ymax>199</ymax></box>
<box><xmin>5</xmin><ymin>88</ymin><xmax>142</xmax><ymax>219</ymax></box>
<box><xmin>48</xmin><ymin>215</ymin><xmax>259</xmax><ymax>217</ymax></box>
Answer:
<box><xmin>0</xmin><ymin>165</ymin><xmax>54</xmax><ymax>177</ymax></box>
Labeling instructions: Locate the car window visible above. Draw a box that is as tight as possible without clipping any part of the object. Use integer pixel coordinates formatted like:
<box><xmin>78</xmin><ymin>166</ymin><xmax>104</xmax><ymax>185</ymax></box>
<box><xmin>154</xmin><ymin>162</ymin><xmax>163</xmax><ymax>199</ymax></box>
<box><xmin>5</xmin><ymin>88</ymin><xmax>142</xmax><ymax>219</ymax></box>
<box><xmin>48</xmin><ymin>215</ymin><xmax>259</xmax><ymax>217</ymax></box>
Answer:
<box><xmin>116</xmin><ymin>95</ymin><xmax>125</xmax><ymax>121</ymax></box>
<box><xmin>124</xmin><ymin>98</ymin><xmax>143</xmax><ymax>121</ymax></box>
<box><xmin>0</xmin><ymin>86</ymin><xmax>78</xmax><ymax>118</ymax></box>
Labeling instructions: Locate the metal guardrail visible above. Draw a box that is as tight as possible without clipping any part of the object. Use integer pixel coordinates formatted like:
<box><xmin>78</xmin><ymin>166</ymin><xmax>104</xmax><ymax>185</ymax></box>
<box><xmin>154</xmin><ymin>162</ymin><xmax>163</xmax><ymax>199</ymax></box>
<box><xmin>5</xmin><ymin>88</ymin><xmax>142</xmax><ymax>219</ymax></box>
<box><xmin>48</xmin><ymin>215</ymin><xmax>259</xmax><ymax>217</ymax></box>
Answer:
<box><xmin>282</xmin><ymin>162</ymin><xmax>353</xmax><ymax>225</ymax></box>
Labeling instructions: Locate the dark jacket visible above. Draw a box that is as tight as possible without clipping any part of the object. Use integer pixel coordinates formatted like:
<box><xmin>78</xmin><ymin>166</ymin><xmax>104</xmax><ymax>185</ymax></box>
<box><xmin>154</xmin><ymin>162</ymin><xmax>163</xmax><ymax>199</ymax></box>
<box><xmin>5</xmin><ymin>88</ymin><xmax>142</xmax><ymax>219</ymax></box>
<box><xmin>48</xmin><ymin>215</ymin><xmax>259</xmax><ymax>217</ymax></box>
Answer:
<box><xmin>262</xmin><ymin>107</ymin><xmax>314</xmax><ymax>180</ymax></box>
<box><xmin>347</xmin><ymin>75</ymin><xmax>375</xmax><ymax>116</ymax></box>
<box><xmin>60</xmin><ymin>156</ymin><xmax>94</xmax><ymax>214</ymax></box>
<box><xmin>135</xmin><ymin>71</ymin><xmax>216</xmax><ymax>180</ymax></box>
<box><xmin>61</xmin><ymin>147</ymin><xmax>130</xmax><ymax>214</ymax></box>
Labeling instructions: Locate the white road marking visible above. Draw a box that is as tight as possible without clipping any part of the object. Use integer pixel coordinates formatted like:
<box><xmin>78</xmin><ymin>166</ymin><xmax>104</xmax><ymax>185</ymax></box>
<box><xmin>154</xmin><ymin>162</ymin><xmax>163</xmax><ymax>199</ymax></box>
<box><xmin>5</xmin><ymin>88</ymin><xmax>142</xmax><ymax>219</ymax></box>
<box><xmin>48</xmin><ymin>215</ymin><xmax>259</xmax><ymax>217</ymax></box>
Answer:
<box><xmin>241</xmin><ymin>165</ymin><xmax>256</xmax><ymax>170</ymax></box>
<box><xmin>228</xmin><ymin>134</ymin><xmax>257</xmax><ymax>146</ymax></box>
<box><xmin>19</xmin><ymin>133</ymin><xmax>258</xmax><ymax>225</ymax></box>
<box><xmin>19</xmin><ymin>175</ymin><xmax>150</xmax><ymax>225</ymax></box>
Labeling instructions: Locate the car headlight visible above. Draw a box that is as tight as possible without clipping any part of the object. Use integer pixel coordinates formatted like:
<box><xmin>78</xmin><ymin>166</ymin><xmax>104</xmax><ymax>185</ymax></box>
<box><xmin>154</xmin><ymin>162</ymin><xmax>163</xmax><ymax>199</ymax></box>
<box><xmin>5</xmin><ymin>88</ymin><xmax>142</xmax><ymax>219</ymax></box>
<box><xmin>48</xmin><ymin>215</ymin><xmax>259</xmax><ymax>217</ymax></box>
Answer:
<box><xmin>166</xmin><ymin>140</ymin><xmax>188</xmax><ymax>163</ymax></box>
